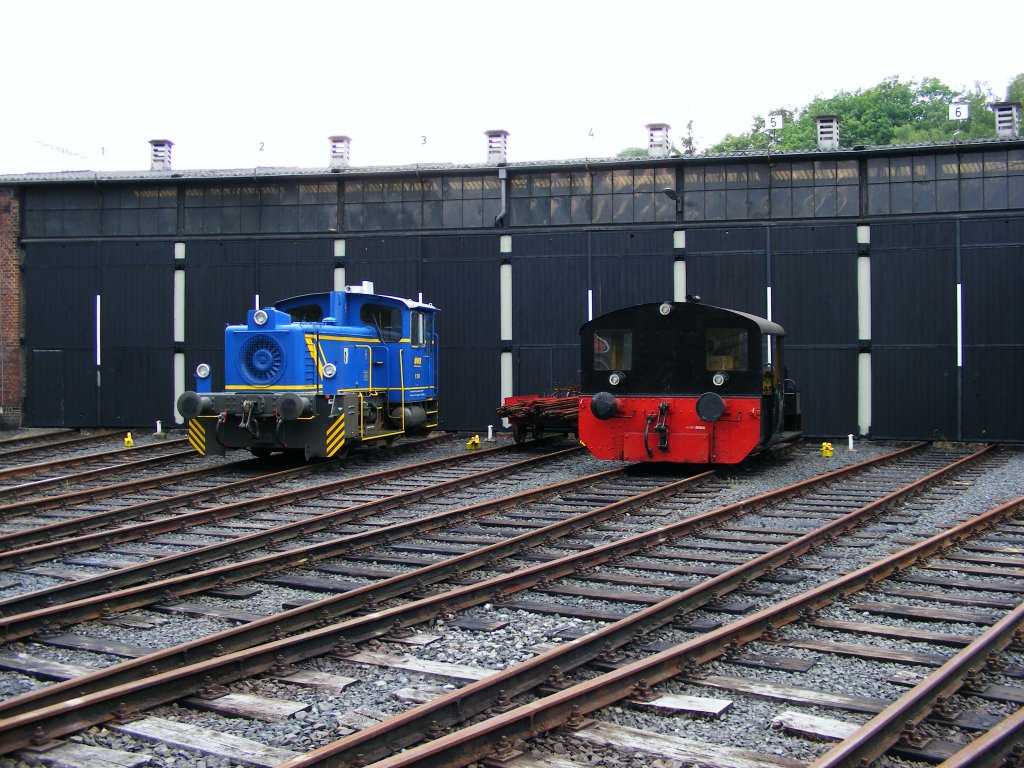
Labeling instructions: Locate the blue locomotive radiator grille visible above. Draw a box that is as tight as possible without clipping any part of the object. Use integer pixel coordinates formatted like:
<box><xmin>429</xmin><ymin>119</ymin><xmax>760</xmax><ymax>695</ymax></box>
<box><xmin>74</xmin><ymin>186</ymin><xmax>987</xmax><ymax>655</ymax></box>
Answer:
<box><xmin>239</xmin><ymin>334</ymin><xmax>285</xmax><ymax>386</ymax></box>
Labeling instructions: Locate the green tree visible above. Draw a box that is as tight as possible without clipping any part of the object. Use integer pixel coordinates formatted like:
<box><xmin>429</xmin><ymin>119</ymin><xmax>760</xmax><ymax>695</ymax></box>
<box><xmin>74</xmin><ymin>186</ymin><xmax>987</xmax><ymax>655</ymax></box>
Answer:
<box><xmin>616</xmin><ymin>147</ymin><xmax>649</xmax><ymax>159</ymax></box>
<box><xmin>706</xmin><ymin>76</ymin><xmax>1001</xmax><ymax>153</ymax></box>
<box><xmin>1007</xmin><ymin>73</ymin><xmax>1024</xmax><ymax>104</ymax></box>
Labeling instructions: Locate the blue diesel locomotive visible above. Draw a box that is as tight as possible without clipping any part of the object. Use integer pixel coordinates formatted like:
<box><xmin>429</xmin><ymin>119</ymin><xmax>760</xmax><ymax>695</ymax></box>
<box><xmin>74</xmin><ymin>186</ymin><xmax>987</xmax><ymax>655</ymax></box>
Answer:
<box><xmin>177</xmin><ymin>282</ymin><xmax>439</xmax><ymax>459</ymax></box>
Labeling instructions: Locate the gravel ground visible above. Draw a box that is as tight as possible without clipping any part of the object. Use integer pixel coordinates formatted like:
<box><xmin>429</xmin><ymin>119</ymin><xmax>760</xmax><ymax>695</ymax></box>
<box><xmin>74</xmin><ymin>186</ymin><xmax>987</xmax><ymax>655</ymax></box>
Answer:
<box><xmin>0</xmin><ymin>439</ymin><xmax>1020</xmax><ymax>768</ymax></box>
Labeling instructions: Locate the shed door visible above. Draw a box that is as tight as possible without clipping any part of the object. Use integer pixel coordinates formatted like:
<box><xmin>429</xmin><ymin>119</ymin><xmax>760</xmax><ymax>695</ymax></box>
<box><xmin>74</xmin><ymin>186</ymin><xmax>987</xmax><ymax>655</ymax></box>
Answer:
<box><xmin>31</xmin><ymin>350</ymin><xmax>64</xmax><ymax>426</ymax></box>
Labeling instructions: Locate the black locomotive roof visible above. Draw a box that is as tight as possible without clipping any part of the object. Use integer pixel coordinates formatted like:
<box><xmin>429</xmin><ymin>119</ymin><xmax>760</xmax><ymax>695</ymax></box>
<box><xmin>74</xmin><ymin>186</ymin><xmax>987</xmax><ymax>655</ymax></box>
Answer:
<box><xmin>583</xmin><ymin>301</ymin><xmax>785</xmax><ymax>337</ymax></box>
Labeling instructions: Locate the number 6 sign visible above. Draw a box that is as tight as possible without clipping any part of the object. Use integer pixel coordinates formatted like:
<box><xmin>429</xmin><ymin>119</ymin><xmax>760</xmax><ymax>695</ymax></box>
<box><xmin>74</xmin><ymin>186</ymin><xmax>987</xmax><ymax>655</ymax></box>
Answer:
<box><xmin>949</xmin><ymin>104</ymin><xmax>970</xmax><ymax>121</ymax></box>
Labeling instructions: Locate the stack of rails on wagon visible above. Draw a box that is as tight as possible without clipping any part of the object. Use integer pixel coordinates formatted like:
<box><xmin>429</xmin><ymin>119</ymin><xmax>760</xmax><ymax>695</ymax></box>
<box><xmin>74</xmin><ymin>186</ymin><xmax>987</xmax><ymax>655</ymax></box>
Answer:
<box><xmin>578</xmin><ymin>298</ymin><xmax>802</xmax><ymax>464</ymax></box>
<box><xmin>497</xmin><ymin>386</ymin><xmax>580</xmax><ymax>443</ymax></box>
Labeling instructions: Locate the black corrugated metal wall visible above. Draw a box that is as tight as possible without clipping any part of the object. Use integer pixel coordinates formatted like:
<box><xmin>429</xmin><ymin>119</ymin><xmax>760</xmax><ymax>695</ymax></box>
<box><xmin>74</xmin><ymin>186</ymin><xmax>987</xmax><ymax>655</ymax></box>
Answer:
<box><xmin>20</xmin><ymin>218</ymin><xmax>1024</xmax><ymax>439</ymax></box>
<box><xmin>962</xmin><ymin>218</ymin><xmax>1024</xmax><ymax>441</ymax></box>
<box><xmin>24</xmin><ymin>242</ymin><xmax>174</xmax><ymax>427</ymax></box>
<box><xmin>14</xmin><ymin>142</ymin><xmax>1024</xmax><ymax>442</ymax></box>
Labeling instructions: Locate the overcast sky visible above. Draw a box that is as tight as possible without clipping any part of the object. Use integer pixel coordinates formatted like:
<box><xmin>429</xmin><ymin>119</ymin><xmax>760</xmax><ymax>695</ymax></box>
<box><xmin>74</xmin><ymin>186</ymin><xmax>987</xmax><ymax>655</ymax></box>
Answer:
<box><xmin>4</xmin><ymin>0</ymin><xmax>1021</xmax><ymax>175</ymax></box>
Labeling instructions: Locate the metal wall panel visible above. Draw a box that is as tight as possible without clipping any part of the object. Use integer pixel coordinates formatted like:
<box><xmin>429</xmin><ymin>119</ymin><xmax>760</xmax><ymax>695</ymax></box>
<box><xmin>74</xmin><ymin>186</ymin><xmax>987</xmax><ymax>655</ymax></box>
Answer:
<box><xmin>771</xmin><ymin>225</ymin><xmax>858</xmax><ymax>345</ymax></box>
<box><xmin>256</xmin><ymin>240</ymin><xmax>333</xmax><ymax>304</ymax></box>
<box><xmin>786</xmin><ymin>347</ymin><xmax>858</xmax><ymax>437</ymax></box>
<box><xmin>28</xmin><ymin>350</ymin><xmax>64</xmax><ymax>425</ymax></box>
<box><xmin>960</xmin><ymin>218</ymin><xmax>1024</xmax><ymax>440</ymax></box>
<box><xmin>99</xmin><ymin>243</ymin><xmax>174</xmax><ymax>347</ymax></box>
<box><xmin>345</xmin><ymin>236</ymin><xmax>425</xmax><ymax>299</ymax></box>
<box><xmin>184</xmin><ymin>242</ymin><xmax>260</xmax><ymax>358</ymax></box>
<box><xmin>100</xmin><ymin>348</ymin><xmax>173</xmax><ymax>427</ymax></box>
<box><xmin>504</xmin><ymin>233</ymin><xmax>589</xmax><ymax>408</ymax></box>
<box><xmin>439</xmin><ymin>345</ymin><xmax>501</xmax><ymax>433</ymax></box>
<box><xmin>513</xmin><ymin>233</ymin><xmax>589</xmax><ymax>346</ymax></box>
<box><xmin>25</xmin><ymin>242</ymin><xmax>177</xmax><ymax>426</ymax></box>
<box><xmin>591</xmin><ymin>253</ymin><xmax>672</xmax><ymax>316</ymax></box>
<box><xmin>98</xmin><ymin>242</ymin><xmax>175</xmax><ymax>425</ymax></box>
<box><xmin>589</xmin><ymin>230</ymin><xmax>673</xmax><ymax>316</ymax></box>
<box><xmin>23</xmin><ymin>244</ymin><xmax>99</xmax><ymax>426</ymax></box>
<box><xmin>872</xmin><ymin>348</ymin><xmax>957</xmax><ymax>439</ymax></box>
<box><xmin>963</xmin><ymin>350</ymin><xmax>1024</xmax><ymax>441</ymax></box>
<box><xmin>420</xmin><ymin>235</ymin><xmax>498</xmax><ymax>348</ymax></box>
<box><xmin>871</xmin><ymin>222</ymin><xmax>957</xmax><ymax>438</ymax></box>
<box><xmin>515</xmin><ymin>346</ymin><xmax>578</xmax><ymax>400</ymax></box>
<box><xmin>419</xmin><ymin>236</ymin><xmax>499</xmax><ymax>430</ymax></box>
<box><xmin>771</xmin><ymin>225</ymin><xmax>859</xmax><ymax>436</ymax></box>
<box><xmin>40</xmin><ymin>351</ymin><xmax>97</xmax><ymax>427</ymax></box>
<box><xmin>684</xmin><ymin>228</ymin><xmax>767</xmax><ymax>316</ymax></box>
<box><xmin>24</xmin><ymin>243</ymin><xmax>99</xmax><ymax>347</ymax></box>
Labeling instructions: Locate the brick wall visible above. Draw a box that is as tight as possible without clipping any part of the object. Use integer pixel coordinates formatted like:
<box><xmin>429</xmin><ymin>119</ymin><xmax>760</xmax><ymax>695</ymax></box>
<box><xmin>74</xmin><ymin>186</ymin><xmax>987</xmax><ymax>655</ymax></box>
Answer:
<box><xmin>0</xmin><ymin>187</ymin><xmax>22</xmax><ymax>428</ymax></box>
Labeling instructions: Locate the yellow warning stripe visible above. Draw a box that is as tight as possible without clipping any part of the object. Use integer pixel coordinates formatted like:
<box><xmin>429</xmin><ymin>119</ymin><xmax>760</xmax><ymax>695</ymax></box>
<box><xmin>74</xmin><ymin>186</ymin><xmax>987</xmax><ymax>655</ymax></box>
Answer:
<box><xmin>326</xmin><ymin>415</ymin><xmax>347</xmax><ymax>457</ymax></box>
<box><xmin>363</xmin><ymin>431</ymin><xmax>404</xmax><ymax>442</ymax></box>
<box><xmin>225</xmin><ymin>384</ymin><xmax>318</xmax><ymax>391</ymax></box>
<box><xmin>303</xmin><ymin>334</ymin><xmax>326</xmax><ymax>378</ymax></box>
<box><xmin>187</xmin><ymin>419</ymin><xmax>206</xmax><ymax>456</ymax></box>
<box><xmin>303</xmin><ymin>333</ymin><xmax>381</xmax><ymax>343</ymax></box>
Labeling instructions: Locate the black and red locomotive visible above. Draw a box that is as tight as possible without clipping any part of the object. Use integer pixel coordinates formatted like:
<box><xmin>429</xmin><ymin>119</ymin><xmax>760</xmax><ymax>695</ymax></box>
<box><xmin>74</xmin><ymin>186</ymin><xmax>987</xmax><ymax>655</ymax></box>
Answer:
<box><xmin>577</xmin><ymin>299</ymin><xmax>801</xmax><ymax>464</ymax></box>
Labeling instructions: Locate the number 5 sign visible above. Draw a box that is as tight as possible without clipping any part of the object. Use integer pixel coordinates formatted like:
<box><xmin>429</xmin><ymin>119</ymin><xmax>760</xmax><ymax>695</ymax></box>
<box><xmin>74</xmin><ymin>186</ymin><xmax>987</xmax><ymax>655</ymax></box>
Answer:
<box><xmin>767</xmin><ymin>114</ymin><xmax>785</xmax><ymax>130</ymax></box>
<box><xmin>949</xmin><ymin>104</ymin><xmax>970</xmax><ymax>121</ymax></box>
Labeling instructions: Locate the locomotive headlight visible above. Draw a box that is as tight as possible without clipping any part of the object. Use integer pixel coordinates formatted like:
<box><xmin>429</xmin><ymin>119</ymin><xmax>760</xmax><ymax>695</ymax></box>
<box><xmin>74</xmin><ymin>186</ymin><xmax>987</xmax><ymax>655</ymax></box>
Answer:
<box><xmin>322</xmin><ymin>362</ymin><xmax>337</xmax><ymax>379</ymax></box>
<box><xmin>253</xmin><ymin>309</ymin><xmax>269</xmax><ymax>326</ymax></box>
<box><xmin>608</xmin><ymin>371</ymin><xmax>625</xmax><ymax>386</ymax></box>
<box><xmin>195</xmin><ymin>363</ymin><xmax>211</xmax><ymax>379</ymax></box>
<box><xmin>658</xmin><ymin>302</ymin><xmax>673</xmax><ymax>316</ymax></box>
<box><xmin>712</xmin><ymin>372</ymin><xmax>727</xmax><ymax>387</ymax></box>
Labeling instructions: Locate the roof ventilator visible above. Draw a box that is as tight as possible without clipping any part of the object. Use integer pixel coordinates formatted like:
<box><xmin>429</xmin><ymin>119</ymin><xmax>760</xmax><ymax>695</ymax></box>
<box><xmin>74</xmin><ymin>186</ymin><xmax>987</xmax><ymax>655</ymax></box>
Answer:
<box><xmin>329</xmin><ymin>135</ymin><xmax>351</xmax><ymax>170</ymax></box>
<box><xmin>149</xmin><ymin>139</ymin><xmax>174</xmax><ymax>171</ymax></box>
<box><xmin>646</xmin><ymin>123</ymin><xmax>671</xmax><ymax>158</ymax></box>
<box><xmin>990</xmin><ymin>102</ymin><xmax>1021</xmax><ymax>139</ymax></box>
<box><xmin>485</xmin><ymin>130</ymin><xmax>509</xmax><ymax>165</ymax></box>
<box><xmin>814</xmin><ymin>115</ymin><xmax>840</xmax><ymax>150</ymax></box>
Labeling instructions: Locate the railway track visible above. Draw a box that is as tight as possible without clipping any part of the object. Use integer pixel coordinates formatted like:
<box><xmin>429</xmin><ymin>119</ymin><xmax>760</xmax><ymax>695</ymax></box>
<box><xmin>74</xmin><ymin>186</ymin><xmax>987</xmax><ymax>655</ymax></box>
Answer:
<box><xmin>0</xmin><ymin>429</ymin><xmax>112</xmax><ymax>458</ymax></box>
<box><xmin>0</xmin><ymin>432</ymin><xmax>196</xmax><ymax>496</ymax></box>
<box><xmin>0</xmin><ymin>432</ymin><xmax>487</xmax><ymax>561</ymax></box>
<box><xmin>259</xmin><ymin>444</ymin><xmax>1015</xmax><ymax>768</ymax></box>
<box><xmin>0</xmin><ymin>441</ymin><xmax>1017</xmax><ymax>767</ymax></box>
<box><xmin>0</xmin><ymin>439</ymin><xmax>583</xmax><ymax>630</ymax></box>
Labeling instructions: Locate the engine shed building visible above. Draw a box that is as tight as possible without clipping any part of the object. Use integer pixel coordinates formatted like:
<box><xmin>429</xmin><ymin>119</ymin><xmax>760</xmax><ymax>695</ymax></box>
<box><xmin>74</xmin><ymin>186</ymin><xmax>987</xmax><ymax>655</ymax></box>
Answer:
<box><xmin>1</xmin><ymin>115</ymin><xmax>1022</xmax><ymax>443</ymax></box>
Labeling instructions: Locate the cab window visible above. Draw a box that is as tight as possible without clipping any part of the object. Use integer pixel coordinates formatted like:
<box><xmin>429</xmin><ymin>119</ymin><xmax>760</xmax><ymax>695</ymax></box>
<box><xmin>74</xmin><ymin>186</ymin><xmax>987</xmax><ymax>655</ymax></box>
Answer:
<box><xmin>706</xmin><ymin>328</ymin><xmax>748</xmax><ymax>371</ymax></box>
<box><xmin>360</xmin><ymin>303</ymin><xmax>403</xmax><ymax>342</ymax></box>
<box><xmin>593</xmin><ymin>330</ymin><xmax>632</xmax><ymax>371</ymax></box>
<box><xmin>284</xmin><ymin>303</ymin><xmax>324</xmax><ymax>322</ymax></box>
<box><xmin>411</xmin><ymin>311</ymin><xmax>432</xmax><ymax>349</ymax></box>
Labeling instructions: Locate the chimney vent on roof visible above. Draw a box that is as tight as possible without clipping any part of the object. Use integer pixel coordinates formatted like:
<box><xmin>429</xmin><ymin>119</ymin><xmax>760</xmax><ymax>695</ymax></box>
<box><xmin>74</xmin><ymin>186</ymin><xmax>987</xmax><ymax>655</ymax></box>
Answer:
<box><xmin>990</xmin><ymin>102</ymin><xmax>1021</xmax><ymax>139</ymax></box>
<box><xmin>485</xmin><ymin>130</ymin><xmax>509</xmax><ymax>165</ymax></box>
<box><xmin>329</xmin><ymin>136</ymin><xmax>351</xmax><ymax>170</ymax></box>
<box><xmin>149</xmin><ymin>139</ymin><xmax>173</xmax><ymax>171</ymax></box>
<box><xmin>815</xmin><ymin>115</ymin><xmax>840</xmax><ymax>150</ymax></box>
<box><xmin>646</xmin><ymin>123</ymin><xmax>671</xmax><ymax>158</ymax></box>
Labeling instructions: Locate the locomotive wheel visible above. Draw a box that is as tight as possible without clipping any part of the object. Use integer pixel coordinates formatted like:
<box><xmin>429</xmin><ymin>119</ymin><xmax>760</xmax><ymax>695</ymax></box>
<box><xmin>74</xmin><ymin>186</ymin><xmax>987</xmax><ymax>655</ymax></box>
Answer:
<box><xmin>250</xmin><ymin>447</ymin><xmax>272</xmax><ymax>459</ymax></box>
<box><xmin>380</xmin><ymin>436</ymin><xmax>398</xmax><ymax>448</ymax></box>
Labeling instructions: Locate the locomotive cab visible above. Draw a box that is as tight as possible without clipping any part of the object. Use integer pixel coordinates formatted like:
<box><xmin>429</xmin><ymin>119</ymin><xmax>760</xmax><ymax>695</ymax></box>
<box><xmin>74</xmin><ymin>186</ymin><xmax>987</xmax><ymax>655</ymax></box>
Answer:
<box><xmin>177</xmin><ymin>283</ymin><xmax>439</xmax><ymax>459</ymax></box>
<box><xmin>579</xmin><ymin>301</ymin><xmax>801</xmax><ymax>464</ymax></box>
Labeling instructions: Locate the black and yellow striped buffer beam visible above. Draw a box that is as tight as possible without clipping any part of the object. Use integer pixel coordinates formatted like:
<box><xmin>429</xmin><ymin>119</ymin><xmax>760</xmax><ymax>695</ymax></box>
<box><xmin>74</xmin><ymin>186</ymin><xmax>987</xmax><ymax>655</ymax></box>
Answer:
<box><xmin>326</xmin><ymin>415</ymin><xmax>347</xmax><ymax>458</ymax></box>
<box><xmin>187</xmin><ymin>419</ymin><xmax>207</xmax><ymax>456</ymax></box>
